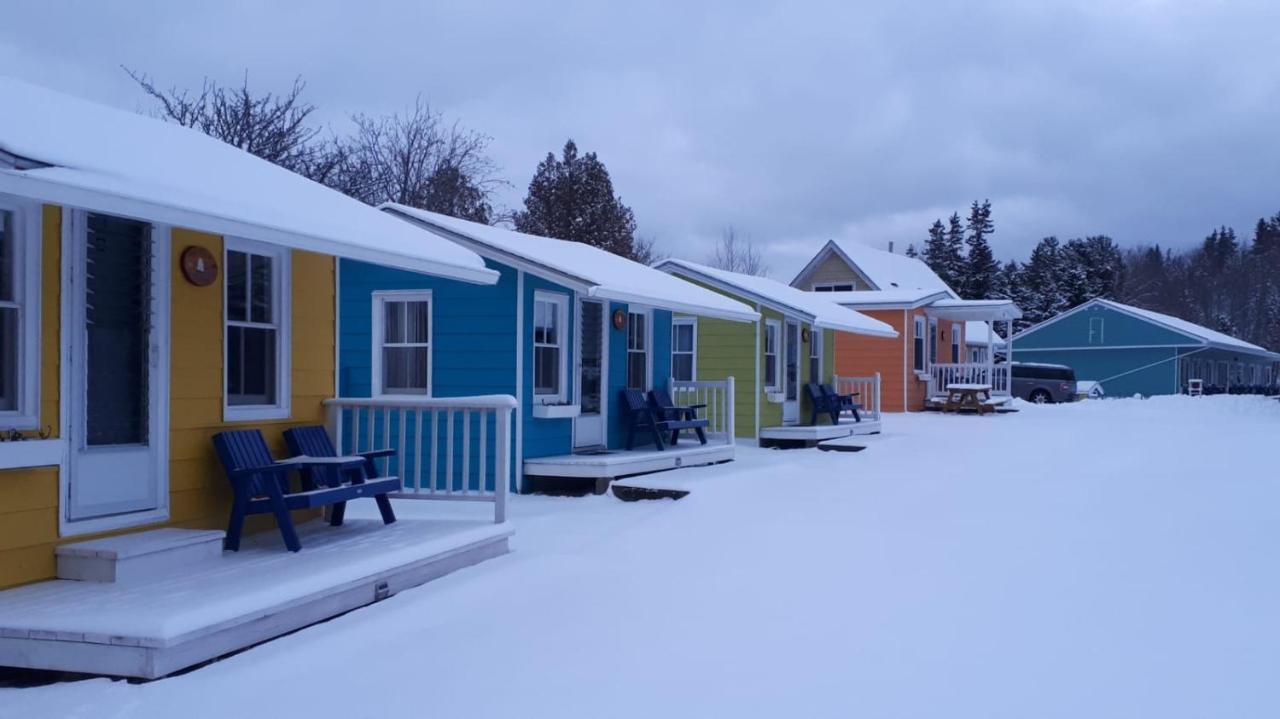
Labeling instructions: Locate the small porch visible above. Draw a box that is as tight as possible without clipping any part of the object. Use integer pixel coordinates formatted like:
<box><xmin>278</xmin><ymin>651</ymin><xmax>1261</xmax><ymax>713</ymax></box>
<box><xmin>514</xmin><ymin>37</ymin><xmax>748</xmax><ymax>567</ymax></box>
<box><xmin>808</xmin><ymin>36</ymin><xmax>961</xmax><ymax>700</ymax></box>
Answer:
<box><xmin>0</xmin><ymin>518</ymin><xmax>512</xmax><ymax>679</ymax></box>
<box><xmin>923</xmin><ymin>301</ymin><xmax>1021</xmax><ymax>408</ymax></box>
<box><xmin>523</xmin><ymin>379</ymin><xmax>737</xmax><ymax>493</ymax></box>
<box><xmin>760</xmin><ymin>374</ymin><xmax>882</xmax><ymax>447</ymax></box>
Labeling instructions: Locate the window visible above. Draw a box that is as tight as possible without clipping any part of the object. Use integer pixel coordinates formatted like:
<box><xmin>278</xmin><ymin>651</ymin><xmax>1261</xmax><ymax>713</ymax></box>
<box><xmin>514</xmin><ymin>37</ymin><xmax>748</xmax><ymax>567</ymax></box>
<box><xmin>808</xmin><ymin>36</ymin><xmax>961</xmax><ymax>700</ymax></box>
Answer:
<box><xmin>764</xmin><ymin>320</ymin><xmax>781</xmax><ymax>390</ymax></box>
<box><xmin>626</xmin><ymin>310</ymin><xmax>649</xmax><ymax>390</ymax></box>
<box><xmin>0</xmin><ymin>200</ymin><xmax>39</xmax><ymax>428</ymax></box>
<box><xmin>1088</xmin><ymin>317</ymin><xmax>1104</xmax><ymax>345</ymax></box>
<box><xmin>373</xmin><ymin>292</ymin><xmax>431</xmax><ymax>396</ymax></box>
<box><xmin>533</xmin><ymin>292</ymin><xmax>568</xmax><ymax>401</ymax></box>
<box><xmin>809</xmin><ymin>326</ymin><xmax>822</xmax><ymax>381</ymax></box>
<box><xmin>928</xmin><ymin>318</ymin><xmax>938</xmax><ymax>366</ymax></box>
<box><xmin>912</xmin><ymin>316</ymin><xmax>926</xmax><ymax>373</ymax></box>
<box><xmin>813</xmin><ymin>283</ymin><xmax>855</xmax><ymax>292</ymax></box>
<box><xmin>225</xmin><ymin>239</ymin><xmax>290</xmax><ymax>420</ymax></box>
<box><xmin>950</xmin><ymin>323</ymin><xmax>961</xmax><ymax>363</ymax></box>
<box><xmin>671</xmin><ymin>318</ymin><xmax>696</xmax><ymax>382</ymax></box>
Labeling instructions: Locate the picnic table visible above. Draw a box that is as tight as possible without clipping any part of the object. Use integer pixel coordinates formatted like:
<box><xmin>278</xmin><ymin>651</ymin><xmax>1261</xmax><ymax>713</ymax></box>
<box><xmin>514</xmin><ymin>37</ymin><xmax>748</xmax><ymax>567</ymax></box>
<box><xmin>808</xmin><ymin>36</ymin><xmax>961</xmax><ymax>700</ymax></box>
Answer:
<box><xmin>943</xmin><ymin>383</ymin><xmax>995</xmax><ymax>414</ymax></box>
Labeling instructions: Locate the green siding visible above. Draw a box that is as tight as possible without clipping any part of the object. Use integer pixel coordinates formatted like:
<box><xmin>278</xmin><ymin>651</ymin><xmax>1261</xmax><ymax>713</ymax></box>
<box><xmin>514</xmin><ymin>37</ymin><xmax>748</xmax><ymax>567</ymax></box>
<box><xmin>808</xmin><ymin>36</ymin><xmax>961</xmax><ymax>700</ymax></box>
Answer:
<box><xmin>693</xmin><ymin>314</ymin><xmax>758</xmax><ymax>438</ymax></box>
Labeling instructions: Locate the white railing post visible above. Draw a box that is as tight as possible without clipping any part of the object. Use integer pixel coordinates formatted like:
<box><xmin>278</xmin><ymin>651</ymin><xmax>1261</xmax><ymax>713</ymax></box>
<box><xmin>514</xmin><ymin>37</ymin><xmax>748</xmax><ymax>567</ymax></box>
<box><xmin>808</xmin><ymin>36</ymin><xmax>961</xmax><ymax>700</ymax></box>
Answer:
<box><xmin>494</xmin><ymin>405</ymin><xmax>510</xmax><ymax>524</ymax></box>
<box><xmin>725</xmin><ymin>376</ymin><xmax>736</xmax><ymax>444</ymax></box>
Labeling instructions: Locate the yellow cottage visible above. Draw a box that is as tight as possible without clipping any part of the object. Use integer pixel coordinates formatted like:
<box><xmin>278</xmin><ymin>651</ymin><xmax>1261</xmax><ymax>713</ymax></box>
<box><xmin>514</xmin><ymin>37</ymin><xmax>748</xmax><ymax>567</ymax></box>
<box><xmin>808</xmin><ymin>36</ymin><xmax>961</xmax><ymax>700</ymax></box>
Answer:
<box><xmin>0</xmin><ymin>79</ymin><xmax>512</xmax><ymax>678</ymax></box>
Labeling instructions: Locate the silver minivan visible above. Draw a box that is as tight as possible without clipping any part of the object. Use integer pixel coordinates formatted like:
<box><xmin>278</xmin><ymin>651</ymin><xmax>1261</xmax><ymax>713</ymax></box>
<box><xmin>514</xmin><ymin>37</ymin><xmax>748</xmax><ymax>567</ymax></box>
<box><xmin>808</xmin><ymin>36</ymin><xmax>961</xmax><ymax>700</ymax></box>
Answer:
<box><xmin>1008</xmin><ymin>362</ymin><xmax>1077</xmax><ymax>404</ymax></box>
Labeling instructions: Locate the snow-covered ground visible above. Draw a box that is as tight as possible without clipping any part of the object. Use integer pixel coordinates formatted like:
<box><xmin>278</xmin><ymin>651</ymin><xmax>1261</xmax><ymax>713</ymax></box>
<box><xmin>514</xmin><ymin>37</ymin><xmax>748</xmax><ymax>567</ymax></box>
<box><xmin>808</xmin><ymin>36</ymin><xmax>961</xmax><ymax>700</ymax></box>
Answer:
<box><xmin>5</xmin><ymin>396</ymin><xmax>1279</xmax><ymax>718</ymax></box>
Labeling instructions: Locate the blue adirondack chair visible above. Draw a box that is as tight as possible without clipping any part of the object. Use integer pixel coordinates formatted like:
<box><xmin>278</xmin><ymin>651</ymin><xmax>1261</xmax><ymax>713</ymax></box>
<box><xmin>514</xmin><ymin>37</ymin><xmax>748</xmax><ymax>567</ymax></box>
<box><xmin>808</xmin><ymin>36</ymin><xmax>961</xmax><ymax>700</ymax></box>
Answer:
<box><xmin>283</xmin><ymin>426</ymin><xmax>397</xmax><ymax>527</ymax></box>
<box><xmin>212</xmin><ymin>429</ymin><xmax>400</xmax><ymax>552</ymax></box>
<box><xmin>804</xmin><ymin>382</ymin><xmax>840</xmax><ymax>425</ymax></box>
<box><xmin>622</xmin><ymin>389</ymin><xmax>668</xmax><ymax>450</ymax></box>
<box><xmin>821</xmin><ymin>383</ymin><xmax>862</xmax><ymax>423</ymax></box>
<box><xmin>648</xmin><ymin>388</ymin><xmax>709</xmax><ymax>446</ymax></box>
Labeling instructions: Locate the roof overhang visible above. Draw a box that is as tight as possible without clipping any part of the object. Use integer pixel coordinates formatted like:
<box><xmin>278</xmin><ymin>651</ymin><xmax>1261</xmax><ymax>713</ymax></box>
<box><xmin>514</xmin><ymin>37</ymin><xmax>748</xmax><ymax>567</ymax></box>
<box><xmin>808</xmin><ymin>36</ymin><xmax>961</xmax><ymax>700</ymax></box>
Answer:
<box><xmin>384</xmin><ymin>208</ymin><xmax>760</xmax><ymax>323</ymax></box>
<box><xmin>0</xmin><ymin>171</ymin><xmax>499</xmax><ymax>284</ymax></box>
<box><xmin>657</xmin><ymin>260</ymin><xmax>896</xmax><ymax>337</ymax></box>
<box><xmin>925</xmin><ymin>299</ymin><xmax>1023</xmax><ymax>321</ymax></box>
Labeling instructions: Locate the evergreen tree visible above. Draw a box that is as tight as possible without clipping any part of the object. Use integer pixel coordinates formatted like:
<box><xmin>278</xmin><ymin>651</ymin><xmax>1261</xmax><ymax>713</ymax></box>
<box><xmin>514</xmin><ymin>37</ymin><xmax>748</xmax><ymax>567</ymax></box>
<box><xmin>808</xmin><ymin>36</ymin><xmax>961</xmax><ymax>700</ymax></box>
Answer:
<box><xmin>904</xmin><ymin>243</ymin><xmax>919</xmax><ymax>259</ymax></box>
<box><xmin>962</xmin><ymin>199</ymin><xmax>998</xmax><ymax>298</ymax></box>
<box><xmin>943</xmin><ymin>213</ymin><xmax>967</xmax><ymax>290</ymax></box>
<box><xmin>1020</xmin><ymin>237</ymin><xmax>1069</xmax><ymax>326</ymax></box>
<box><xmin>515</xmin><ymin>139</ymin><xmax>638</xmax><ymax>258</ymax></box>
<box><xmin>921</xmin><ymin>220</ymin><xmax>951</xmax><ymax>285</ymax></box>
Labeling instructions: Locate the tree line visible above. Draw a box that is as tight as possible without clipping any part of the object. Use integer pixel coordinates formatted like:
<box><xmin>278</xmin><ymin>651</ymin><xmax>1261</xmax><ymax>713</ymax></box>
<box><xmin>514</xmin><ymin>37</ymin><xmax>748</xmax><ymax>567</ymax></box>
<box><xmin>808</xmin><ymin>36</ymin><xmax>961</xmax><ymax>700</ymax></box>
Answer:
<box><xmin>128</xmin><ymin>70</ymin><xmax>652</xmax><ymax>262</ymax></box>
<box><xmin>908</xmin><ymin>202</ymin><xmax>1280</xmax><ymax>348</ymax></box>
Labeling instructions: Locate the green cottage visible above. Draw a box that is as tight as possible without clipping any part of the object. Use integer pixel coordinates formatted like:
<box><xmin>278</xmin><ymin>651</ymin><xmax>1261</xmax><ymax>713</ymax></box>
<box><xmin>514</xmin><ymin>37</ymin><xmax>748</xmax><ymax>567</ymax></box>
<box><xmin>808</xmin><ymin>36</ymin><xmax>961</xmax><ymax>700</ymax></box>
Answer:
<box><xmin>656</xmin><ymin>259</ymin><xmax>897</xmax><ymax>446</ymax></box>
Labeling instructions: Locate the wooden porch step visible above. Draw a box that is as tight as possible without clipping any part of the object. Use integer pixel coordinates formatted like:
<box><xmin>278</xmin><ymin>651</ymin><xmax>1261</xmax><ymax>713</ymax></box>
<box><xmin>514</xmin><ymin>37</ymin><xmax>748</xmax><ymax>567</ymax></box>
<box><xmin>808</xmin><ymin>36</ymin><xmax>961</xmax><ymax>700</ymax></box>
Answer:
<box><xmin>56</xmin><ymin>528</ymin><xmax>225</xmax><ymax>584</ymax></box>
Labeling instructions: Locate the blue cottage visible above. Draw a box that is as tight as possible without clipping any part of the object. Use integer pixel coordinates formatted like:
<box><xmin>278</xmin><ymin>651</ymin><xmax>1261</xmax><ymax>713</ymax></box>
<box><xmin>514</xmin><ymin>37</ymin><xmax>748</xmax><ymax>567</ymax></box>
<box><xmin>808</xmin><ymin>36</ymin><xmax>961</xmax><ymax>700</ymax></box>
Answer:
<box><xmin>1012</xmin><ymin>299</ymin><xmax>1279</xmax><ymax>397</ymax></box>
<box><xmin>338</xmin><ymin>205</ymin><xmax>758</xmax><ymax>493</ymax></box>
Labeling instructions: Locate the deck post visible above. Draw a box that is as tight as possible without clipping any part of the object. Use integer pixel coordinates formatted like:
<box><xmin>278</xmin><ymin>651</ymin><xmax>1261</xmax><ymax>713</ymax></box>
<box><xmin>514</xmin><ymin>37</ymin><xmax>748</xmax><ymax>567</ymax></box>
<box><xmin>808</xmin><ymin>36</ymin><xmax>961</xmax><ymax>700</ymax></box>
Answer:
<box><xmin>725</xmin><ymin>375</ymin><xmax>736</xmax><ymax>444</ymax></box>
<box><xmin>326</xmin><ymin>402</ymin><xmax>343</xmax><ymax>452</ymax></box>
<box><xmin>986</xmin><ymin>320</ymin><xmax>995</xmax><ymax>391</ymax></box>
<box><xmin>494</xmin><ymin>406</ymin><xmax>511</xmax><ymax>524</ymax></box>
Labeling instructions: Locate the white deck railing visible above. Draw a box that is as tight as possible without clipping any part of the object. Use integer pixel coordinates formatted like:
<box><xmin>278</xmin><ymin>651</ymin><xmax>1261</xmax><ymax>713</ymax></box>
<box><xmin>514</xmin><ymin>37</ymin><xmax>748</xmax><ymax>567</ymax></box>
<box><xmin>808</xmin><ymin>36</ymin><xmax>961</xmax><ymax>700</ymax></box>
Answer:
<box><xmin>832</xmin><ymin>373</ymin><xmax>881</xmax><ymax>421</ymax></box>
<box><xmin>323</xmin><ymin>395</ymin><xmax>517</xmax><ymax>523</ymax></box>
<box><xmin>668</xmin><ymin>377</ymin><xmax>736</xmax><ymax>444</ymax></box>
<box><xmin>928</xmin><ymin>363</ymin><xmax>1011</xmax><ymax>397</ymax></box>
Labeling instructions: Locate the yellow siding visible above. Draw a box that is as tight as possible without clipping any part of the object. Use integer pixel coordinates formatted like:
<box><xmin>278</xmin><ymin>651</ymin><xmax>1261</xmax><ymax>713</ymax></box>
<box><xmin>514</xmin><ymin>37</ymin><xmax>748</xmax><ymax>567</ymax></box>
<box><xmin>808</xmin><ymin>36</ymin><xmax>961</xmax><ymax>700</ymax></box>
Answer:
<box><xmin>0</xmin><ymin>212</ymin><xmax>336</xmax><ymax>589</ymax></box>
<box><xmin>801</xmin><ymin>252</ymin><xmax>869</xmax><ymax>291</ymax></box>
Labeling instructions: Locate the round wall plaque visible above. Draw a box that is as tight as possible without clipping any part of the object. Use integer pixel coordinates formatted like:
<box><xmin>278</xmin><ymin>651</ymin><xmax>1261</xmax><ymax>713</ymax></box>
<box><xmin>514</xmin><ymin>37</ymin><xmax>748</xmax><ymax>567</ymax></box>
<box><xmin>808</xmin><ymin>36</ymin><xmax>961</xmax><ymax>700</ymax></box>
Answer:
<box><xmin>801</xmin><ymin>327</ymin><xmax>811</xmax><ymax>343</ymax></box>
<box><xmin>612</xmin><ymin>309</ymin><xmax>627</xmax><ymax>330</ymax></box>
<box><xmin>181</xmin><ymin>246</ymin><xmax>218</xmax><ymax>286</ymax></box>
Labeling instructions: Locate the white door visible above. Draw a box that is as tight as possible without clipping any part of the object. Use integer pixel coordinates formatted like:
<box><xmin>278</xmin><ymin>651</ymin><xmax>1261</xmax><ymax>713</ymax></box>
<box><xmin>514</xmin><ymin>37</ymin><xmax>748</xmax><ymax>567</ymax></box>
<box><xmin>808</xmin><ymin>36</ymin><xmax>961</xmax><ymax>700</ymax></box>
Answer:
<box><xmin>783</xmin><ymin>319</ymin><xmax>800</xmax><ymax>424</ymax></box>
<box><xmin>573</xmin><ymin>299</ymin><xmax>607</xmax><ymax>448</ymax></box>
<box><xmin>66</xmin><ymin>212</ymin><xmax>167</xmax><ymax>522</ymax></box>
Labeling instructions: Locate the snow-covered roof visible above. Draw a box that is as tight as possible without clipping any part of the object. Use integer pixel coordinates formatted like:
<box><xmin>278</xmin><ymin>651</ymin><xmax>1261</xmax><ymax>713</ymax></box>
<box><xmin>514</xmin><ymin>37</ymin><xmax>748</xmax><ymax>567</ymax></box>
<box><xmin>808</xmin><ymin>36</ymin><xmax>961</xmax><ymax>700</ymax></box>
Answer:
<box><xmin>654</xmin><ymin>259</ymin><xmax>897</xmax><ymax>337</ymax></box>
<box><xmin>819</xmin><ymin>288</ymin><xmax>949</xmax><ymax>308</ymax></box>
<box><xmin>1093</xmin><ymin>300</ymin><xmax>1275</xmax><ymax>357</ymax></box>
<box><xmin>0</xmin><ymin>77</ymin><xmax>495</xmax><ymax>284</ymax></box>
<box><xmin>926</xmin><ymin>298</ymin><xmax>1023</xmax><ymax>321</ymax></box>
<box><xmin>810</xmin><ymin>240</ymin><xmax>956</xmax><ymax>294</ymax></box>
<box><xmin>383</xmin><ymin>206</ymin><xmax>760</xmax><ymax>322</ymax></box>
<box><xmin>964</xmin><ymin>321</ymin><xmax>1007</xmax><ymax>347</ymax></box>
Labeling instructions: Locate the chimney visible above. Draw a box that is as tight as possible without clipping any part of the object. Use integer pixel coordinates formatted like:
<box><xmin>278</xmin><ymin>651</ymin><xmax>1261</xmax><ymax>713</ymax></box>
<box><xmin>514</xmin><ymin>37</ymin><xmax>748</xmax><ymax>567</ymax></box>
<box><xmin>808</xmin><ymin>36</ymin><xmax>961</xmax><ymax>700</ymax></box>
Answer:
<box><xmin>888</xmin><ymin>241</ymin><xmax>895</xmax><ymax>254</ymax></box>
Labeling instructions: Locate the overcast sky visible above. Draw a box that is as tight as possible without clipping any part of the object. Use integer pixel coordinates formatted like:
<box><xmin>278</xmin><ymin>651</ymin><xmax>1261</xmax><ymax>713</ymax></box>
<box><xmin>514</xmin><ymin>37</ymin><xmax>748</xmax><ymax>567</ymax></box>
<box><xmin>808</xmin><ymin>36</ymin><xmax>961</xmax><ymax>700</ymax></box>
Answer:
<box><xmin>4</xmin><ymin>1</ymin><xmax>1279</xmax><ymax>279</ymax></box>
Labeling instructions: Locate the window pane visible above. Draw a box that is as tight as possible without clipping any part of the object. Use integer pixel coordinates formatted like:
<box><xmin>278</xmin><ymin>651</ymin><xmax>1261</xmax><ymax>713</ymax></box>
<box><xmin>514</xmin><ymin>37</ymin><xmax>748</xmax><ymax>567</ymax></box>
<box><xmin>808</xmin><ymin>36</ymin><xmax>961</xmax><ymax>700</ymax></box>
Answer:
<box><xmin>544</xmin><ymin>304</ymin><xmax>558</xmax><ymax>345</ymax></box>
<box><xmin>384</xmin><ymin>301</ymin><xmax>405</xmax><ymax>343</ymax></box>
<box><xmin>765</xmin><ymin>355</ymin><xmax>777</xmax><ymax>387</ymax></box>
<box><xmin>0</xmin><ymin>307</ymin><xmax>15</xmax><ymax>411</ymax></box>
<box><xmin>226</xmin><ymin>251</ymin><xmax>247</xmax><ymax>322</ymax></box>
<box><xmin>673</xmin><ymin>353</ymin><xmax>694</xmax><ymax>382</ymax></box>
<box><xmin>383</xmin><ymin>346</ymin><xmax>429</xmax><ymax>394</ymax></box>
<box><xmin>0</xmin><ymin>211</ymin><xmax>12</xmax><ymax>303</ymax></box>
<box><xmin>406</xmin><ymin>300</ymin><xmax>429</xmax><ymax>343</ymax></box>
<box><xmin>228</xmin><ymin>326</ymin><xmax>277</xmax><ymax>405</ymax></box>
<box><xmin>534</xmin><ymin>346</ymin><xmax>559</xmax><ymax>394</ymax></box>
<box><xmin>85</xmin><ymin>215</ymin><xmax>152</xmax><ymax>445</ymax></box>
<box><xmin>627</xmin><ymin>351</ymin><xmax>647</xmax><ymax>390</ymax></box>
<box><xmin>250</xmin><ymin>254</ymin><xmax>273</xmax><ymax>324</ymax></box>
<box><xmin>674</xmin><ymin>324</ymin><xmax>693</xmax><ymax>352</ymax></box>
<box><xmin>629</xmin><ymin>313</ymin><xmax>646</xmax><ymax>350</ymax></box>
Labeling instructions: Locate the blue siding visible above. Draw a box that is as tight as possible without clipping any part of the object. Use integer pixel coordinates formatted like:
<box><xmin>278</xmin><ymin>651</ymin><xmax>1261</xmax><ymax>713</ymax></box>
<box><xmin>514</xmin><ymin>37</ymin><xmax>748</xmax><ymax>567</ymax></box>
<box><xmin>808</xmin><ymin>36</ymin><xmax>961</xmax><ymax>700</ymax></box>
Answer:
<box><xmin>521</xmin><ymin>274</ymin><xmax>577</xmax><ymax>460</ymax></box>
<box><xmin>1017</xmin><ymin>304</ymin><xmax>1197</xmax><ymax>350</ymax></box>
<box><xmin>1014</xmin><ymin>346</ymin><xmax>1178</xmax><ymax>397</ymax></box>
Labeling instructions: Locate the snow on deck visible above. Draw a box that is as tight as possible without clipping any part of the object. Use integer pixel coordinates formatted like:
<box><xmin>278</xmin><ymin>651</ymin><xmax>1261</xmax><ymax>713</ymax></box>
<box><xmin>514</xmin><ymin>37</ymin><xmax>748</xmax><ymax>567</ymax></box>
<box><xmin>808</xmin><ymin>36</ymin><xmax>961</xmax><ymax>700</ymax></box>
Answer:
<box><xmin>7</xmin><ymin>396</ymin><xmax>1280</xmax><ymax>717</ymax></box>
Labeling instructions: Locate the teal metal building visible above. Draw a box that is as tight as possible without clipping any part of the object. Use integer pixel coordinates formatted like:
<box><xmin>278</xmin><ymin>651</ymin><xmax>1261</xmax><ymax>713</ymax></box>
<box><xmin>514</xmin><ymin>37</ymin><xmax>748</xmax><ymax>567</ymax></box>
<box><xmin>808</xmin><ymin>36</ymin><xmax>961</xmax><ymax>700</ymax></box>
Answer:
<box><xmin>1012</xmin><ymin>299</ymin><xmax>1279</xmax><ymax>397</ymax></box>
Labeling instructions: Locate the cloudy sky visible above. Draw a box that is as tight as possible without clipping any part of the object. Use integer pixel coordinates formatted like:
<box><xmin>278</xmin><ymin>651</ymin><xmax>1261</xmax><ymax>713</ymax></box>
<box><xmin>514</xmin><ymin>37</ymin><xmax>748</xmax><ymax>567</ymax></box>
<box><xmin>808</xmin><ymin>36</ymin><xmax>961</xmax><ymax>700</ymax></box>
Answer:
<box><xmin>4</xmin><ymin>1</ymin><xmax>1279</xmax><ymax>279</ymax></box>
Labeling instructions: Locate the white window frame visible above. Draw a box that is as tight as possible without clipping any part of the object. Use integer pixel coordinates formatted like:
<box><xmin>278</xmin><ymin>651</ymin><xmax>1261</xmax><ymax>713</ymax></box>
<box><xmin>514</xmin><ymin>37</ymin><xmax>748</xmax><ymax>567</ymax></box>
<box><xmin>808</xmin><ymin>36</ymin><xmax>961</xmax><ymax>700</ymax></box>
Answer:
<box><xmin>809</xmin><ymin>325</ymin><xmax>822</xmax><ymax>381</ymax></box>
<box><xmin>812</xmin><ymin>283</ymin><xmax>855</xmax><ymax>292</ymax></box>
<box><xmin>928</xmin><ymin>317</ymin><xmax>939</xmax><ymax>367</ymax></box>
<box><xmin>371</xmin><ymin>290</ymin><xmax>433</xmax><ymax>399</ymax></box>
<box><xmin>912</xmin><ymin>315</ymin><xmax>926</xmax><ymax>373</ymax></box>
<box><xmin>532</xmin><ymin>290</ymin><xmax>569</xmax><ymax>403</ymax></box>
<box><xmin>1088</xmin><ymin>317</ymin><xmax>1104</xmax><ymax>345</ymax></box>
<box><xmin>950</xmin><ymin>323</ymin><xmax>961</xmax><ymax>363</ymax></box>
<box><xmin>671</xmin><ymin>317</ymin><xmax>697</xmax><ymax>383</ymax></box>
<box><xmin>764</xmin><ymin>319</ymin><xmax>782</xmax><ymax>391</ymax></box>
<box><xmin>626</xmin><ymin>309</ymin><xmax>652</xmax><ymax>391</ymax></box>
<box><xmin>0</xmin><ymin>197</ymin><xmax>41</xmax><ymax>430</ymax></box>
<box><xmin>223</xmin><ymin>237</ymin><xmax>291</xmax><ymax>422</ymax></box>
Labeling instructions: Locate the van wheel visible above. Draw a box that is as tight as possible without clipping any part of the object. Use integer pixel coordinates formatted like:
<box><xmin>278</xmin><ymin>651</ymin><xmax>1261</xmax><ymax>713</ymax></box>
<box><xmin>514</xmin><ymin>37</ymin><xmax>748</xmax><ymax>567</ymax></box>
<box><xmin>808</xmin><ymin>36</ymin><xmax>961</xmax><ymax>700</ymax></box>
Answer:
<box><xmin>1029</xmin><ymin>389</ymin><xmax>1052</xmax><ymax>404</ymax></box>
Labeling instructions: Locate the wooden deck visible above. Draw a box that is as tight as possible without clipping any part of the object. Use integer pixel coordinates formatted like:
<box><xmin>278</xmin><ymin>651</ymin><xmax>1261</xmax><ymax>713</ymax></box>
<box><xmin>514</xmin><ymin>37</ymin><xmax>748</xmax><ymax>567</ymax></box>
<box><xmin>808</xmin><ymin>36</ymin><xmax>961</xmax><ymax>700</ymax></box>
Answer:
<box><xmin>759</xmin><ymin>417</ymin><xmax>881</xmax><ymax>447</ymax></box>
<box><xmin>523</xmin><ymin>442</ymin><xmax>735</xmax><ymax>486</ymax></box>
<box><xmin>0</xmin><ymin>518</ymin><xmax>512</xmax><ymax>679</ymax></box>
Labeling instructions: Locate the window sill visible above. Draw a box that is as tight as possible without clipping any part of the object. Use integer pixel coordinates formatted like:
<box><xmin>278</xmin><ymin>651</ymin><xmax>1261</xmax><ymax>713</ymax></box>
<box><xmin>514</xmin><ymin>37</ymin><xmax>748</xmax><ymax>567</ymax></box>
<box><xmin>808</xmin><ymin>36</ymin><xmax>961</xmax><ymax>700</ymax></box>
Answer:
<box><xmin>764</xmin><ymin>391</ymin><xmax>786</xmax><ymax>403</ymax></box>
<box><xmin>914</xmin><ymin>371</ymin><xmax>932</xmax><ymax>381</ymax></box>
<box><xmin>224</xmin><ymin>405</ymin><xmax>292</xmax><ymax>423</ymax></box>
<box><xmin>532</xmin><ymin>404</ymin><xmax>580</xmax><ymax>419</ymax></box>
<box><xmin>0</xmin><ymin>438</ymin><xmax>66</xmax><ymax>470</ymax></box>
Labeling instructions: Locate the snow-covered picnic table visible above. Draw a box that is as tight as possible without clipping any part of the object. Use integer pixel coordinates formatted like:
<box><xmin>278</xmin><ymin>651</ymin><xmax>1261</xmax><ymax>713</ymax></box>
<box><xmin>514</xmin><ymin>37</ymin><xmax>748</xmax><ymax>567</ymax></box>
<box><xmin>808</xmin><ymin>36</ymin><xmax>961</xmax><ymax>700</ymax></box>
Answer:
<box><xmin>943</xmin><ymin>383</ymin><xmax>995</xmax><ymax>414</ymax></box>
